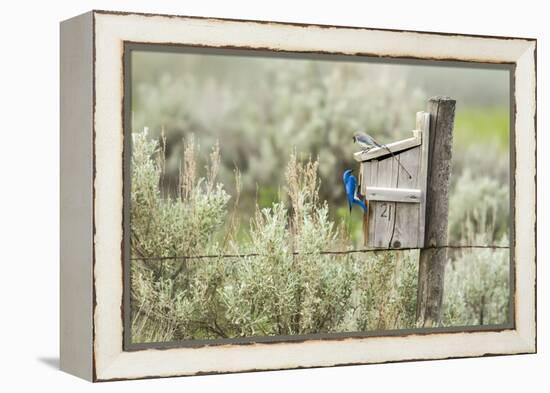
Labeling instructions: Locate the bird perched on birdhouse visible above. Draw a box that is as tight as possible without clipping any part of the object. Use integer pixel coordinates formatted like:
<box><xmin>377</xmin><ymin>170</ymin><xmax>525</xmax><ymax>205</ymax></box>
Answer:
<box><xmin>351</xmin><ymin>112</ymin><xmax>431</xmax><ymax>248</ymax></box>
<box><xmin>342</xmin><ymin>169</ymin><xmax>367</xmax><ymax>213</ymax></box>
<box><xmin>353</xmin><ymin>132</ymin><xmax>412</xmax><ymax>178</ymax></box>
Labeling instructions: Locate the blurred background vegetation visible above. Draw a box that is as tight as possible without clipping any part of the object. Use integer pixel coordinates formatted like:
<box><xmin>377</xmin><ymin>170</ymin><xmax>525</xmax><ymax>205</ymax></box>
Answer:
<box><xmin>129</xmin><ymin>49</ymin><xmax>511</xmax><ymax>343</ymax></box>
<box><xmin>131</xmin><ymin>50</ymin><xmax>510</xmax><ymax>244</ymax></box>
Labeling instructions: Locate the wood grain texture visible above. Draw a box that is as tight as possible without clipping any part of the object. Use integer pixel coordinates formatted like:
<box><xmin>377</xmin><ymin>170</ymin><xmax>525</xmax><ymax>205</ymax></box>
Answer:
<box><xmin>416</xmin><ymin>97</ymin><xmax>456</xmax><ymax>328</ymax></box>
<box><xmin>363</xmin><ymin>186</ymin><xmax>421</xmax><ymax>203</ymax></box>
<box><xmin>362</xmin><ymin>146</ymin><xmax>421</xmax><ymax>248</ymax></box>
<box><xmin>417</xmin><ymin>112</ymin><xmax>431</xmax><ymax>245</ymax></box>
<box><xmin>360</xmin><ymin>113</ymin><xmax>430</xmax><ymax>249</ymax></box>
<box><xmin>390</xmin><ymin>145</ymin><xmax>422</xmax><ymax>248</ymax></box>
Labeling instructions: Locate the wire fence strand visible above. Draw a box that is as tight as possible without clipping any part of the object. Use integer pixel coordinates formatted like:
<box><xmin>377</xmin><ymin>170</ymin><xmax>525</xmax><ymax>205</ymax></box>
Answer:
<box><xmin>130</xmin><ymin>244</ymin><xmax>510</xmax><ymax>261</ymax></box>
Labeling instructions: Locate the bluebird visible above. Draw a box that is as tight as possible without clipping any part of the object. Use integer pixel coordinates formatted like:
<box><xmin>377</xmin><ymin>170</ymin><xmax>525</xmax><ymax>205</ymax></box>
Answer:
<box><xmin>343</xmin><ymin>169</ymin><xmax>368</xmax><ymax>213</ymax></box>
<box><xmin>353</xmin><ymin>132</ymin><xmax>412</xmax><ymax>179</ymax></box>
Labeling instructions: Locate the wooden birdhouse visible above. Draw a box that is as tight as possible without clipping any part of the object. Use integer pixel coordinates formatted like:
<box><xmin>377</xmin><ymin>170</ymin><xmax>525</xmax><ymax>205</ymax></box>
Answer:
<box><xmin>354</xmin><ymin>111</ymin><xmax>430</xmax><ymax>249</ymax></box>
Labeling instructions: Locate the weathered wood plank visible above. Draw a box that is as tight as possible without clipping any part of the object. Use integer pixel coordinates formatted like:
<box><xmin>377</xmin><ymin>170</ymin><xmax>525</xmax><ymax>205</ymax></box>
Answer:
<box><xmin>359</xmin><ymin>161</ymin><xmax>368</xmax><ymax>197</ymax></box>
<box><xmin>363</xmin><ymin>200</ymin><xmax>370</xmax><ymax>245</ymax></box>
<box><xmin>353</xmin><ymin>131</ymin><xmax>421</xmax><ymax>162</ymax></box>
<box><xmin>359</xmin><ymin>112</ymin><xmax>431</xmax><ymax>249</ymax></box>
<box><xmin>371</xmin><ymin>155</ymin><xmax>399</xmax><ymax>248</ymax></box>
<box><xmin>362</xmin><ymin>145</ymin><xmax>424</xmax><ymax>248</ymax></box>
<box><xmin>363</xmin><ymin>186</ymin><xmax>421</xmax><ymax>203</ymax></box>
<box><xmin>358</xmin><ymin>163</ymin><xmax>369</xmax><ymax>245</ymax></box>
<box><xmin>416</xmin><ymin>97</ymin><xmax>455</xmax><ymax>328</ymax></box>
<box><xmin>367</xmin><ymin>160</ymin><xmax>378</xmax><ymax>246</ymax></box>
<box><xmin>416</xmin><ymin>111</ymin><xmax>431</xmax><ymax>248</ymax></box>
<box><xmin>388</xmin><ymin>146</ymin><xmax>421</xmax><ymax>248</ymax></box>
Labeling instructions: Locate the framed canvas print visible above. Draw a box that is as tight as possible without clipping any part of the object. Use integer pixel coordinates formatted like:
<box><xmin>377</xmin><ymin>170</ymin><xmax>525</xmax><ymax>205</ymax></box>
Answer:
<box><xmin>60</xmin><ymin>10</ymin><xmax>537</xmax><ymax>381</ymax></box>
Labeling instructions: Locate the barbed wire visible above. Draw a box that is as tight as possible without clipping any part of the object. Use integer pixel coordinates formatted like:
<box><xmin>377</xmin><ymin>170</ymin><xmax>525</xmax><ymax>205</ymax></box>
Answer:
<box><xmin>130</xmin><ymin>244</ymin><xmax>510</xmax><ymax>261</ymax></box>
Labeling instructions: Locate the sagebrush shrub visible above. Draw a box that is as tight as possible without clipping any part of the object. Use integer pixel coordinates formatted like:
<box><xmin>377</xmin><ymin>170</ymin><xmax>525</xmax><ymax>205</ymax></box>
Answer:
<box><xmin>442</xmin><ymin>168</ymin><xmax>510</xmax><ymax>327</ymax></box>
<box><xmin>130</xmin><ymin>129</ymin><xmax>510</xmax><ymax>343</ymax></box>
<box><xmin>130</xmin><ymin>132</ymin><xmax>423</xmax><ymax>342</ymax></box>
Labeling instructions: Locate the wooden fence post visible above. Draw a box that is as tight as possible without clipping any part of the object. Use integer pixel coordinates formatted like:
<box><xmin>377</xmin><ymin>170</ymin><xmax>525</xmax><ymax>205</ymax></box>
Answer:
<box><xmin>416</xmin><ymin>96</ymin><xmax>456</xmax><ymax>328</ymax></box>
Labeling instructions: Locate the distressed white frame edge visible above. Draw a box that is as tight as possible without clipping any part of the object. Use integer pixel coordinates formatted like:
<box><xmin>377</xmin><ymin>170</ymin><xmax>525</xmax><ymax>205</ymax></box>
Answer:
<box><xmin>86</xmin><ymin>11</ymin><xmax>535</xmax><ymax>381</ymax></box>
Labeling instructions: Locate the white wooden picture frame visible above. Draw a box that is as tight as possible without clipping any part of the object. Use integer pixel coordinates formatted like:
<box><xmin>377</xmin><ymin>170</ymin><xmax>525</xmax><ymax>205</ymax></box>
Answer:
<box><xmin>60</xmin><ymin>10</ymin><xmax>536</xmax><ymax>381</ymax></box>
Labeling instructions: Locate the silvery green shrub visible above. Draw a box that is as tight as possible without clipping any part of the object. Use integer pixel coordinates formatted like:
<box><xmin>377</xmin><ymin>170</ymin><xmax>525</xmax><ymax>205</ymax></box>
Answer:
<box><xmin>130</xmin><ymin>132</ymin><xmax>423</xmax><ymax>342</ymax></box>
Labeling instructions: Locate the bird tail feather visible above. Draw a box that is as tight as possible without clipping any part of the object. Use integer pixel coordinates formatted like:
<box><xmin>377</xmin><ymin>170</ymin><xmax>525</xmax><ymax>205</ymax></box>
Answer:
<box><xmin>352</xmin><ymin>197</ymin><xmax>368</xmax><ymax>213</ymax></box>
